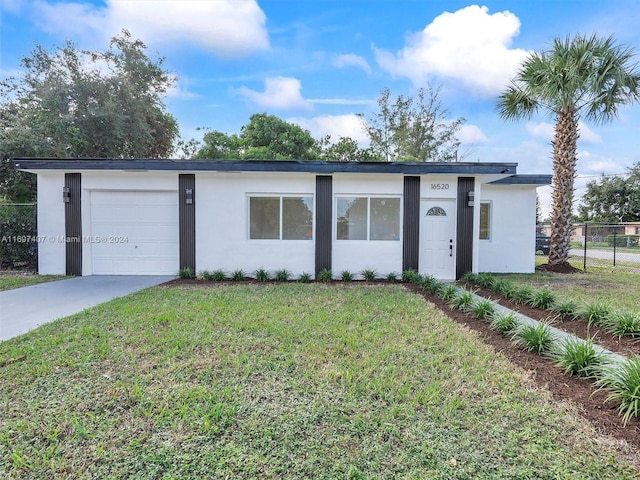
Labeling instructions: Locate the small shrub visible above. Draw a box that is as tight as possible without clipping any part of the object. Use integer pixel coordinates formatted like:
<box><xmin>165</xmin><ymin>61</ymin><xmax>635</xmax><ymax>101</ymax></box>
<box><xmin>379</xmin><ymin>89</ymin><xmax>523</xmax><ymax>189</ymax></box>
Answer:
<box><xmin>580</xmin><ymin>302</ymin><xmax>611</xmax><ymax>327</ymax></box>
<box><xmin>386</xmin><ymin>272</ymin><xmax>398</xmax><ymax>283</ymax></box>
<box><xmin>274</xmin><ymin>269</ymin><xmax>291</xmax><ymax>282</ymax></box>
<box><xmin>197</xmin><ymin>270</ymin><xmax>213</xmax><ymax>281</ymax></box>
<box><xmin>510</xmin><ymin>321</ymin><xmax>555</xmax><ymax>354</ymax></box>
<box><xmin>401</xmin><ymin>269</ymin><xmax>420</xmax><ymax>283</ymax></box>
<box><xmin>553</xmin><ymin>336</ymin><xmax>603</xmax><ymax>377</ymax></box>
<box><xmin>489</xmin><ymin>311</ymin><xmax>519</xmax><ymax>334</ymax></box>
<box><xmin>361</xmin><ymin>269</ymin><xmax>377</xmax><ymax>282</ymax></box>
<box><xmin>550</xmin><ymin>299</ymin><xmax>579</xmax><ymax>320</ymax></box>
<box><xmin>437</xmin><ymin>284</ymin><xmax>458</xmax><ymax>302</ymax></box>
<box><xmin>255</xmin><ymin>268</ymin><xmax>270</xmax><ymax>282</ymax></box>
<box><xmin>490</xmin><ymin>278</ymin><xmax>514</xmax><ymax>296</ymax></box>
<box><xmin>418</xmin><ymin>274</ymin><xmax>437</xmax><ymax>291</ymax></box>
<box><xmin>211</xmin><ymin>269</ymin><xmax>226</xmax><ymax>281</ymax></box>
<box><xmin>178</xmin><ymin>267</ymin><xmax>195</xmax><ymax>279</ymax></box>
<box><xmin>341</xmin><ymin>270</ymin><xmax>354</xmax><ymax>282</ymax></box>
<box><xmin>317</xmin><ymin>268</ymin><xmax>332</xmax><ymax>283</ymax></box>
<box><xmin>298</xmin><ymin>272</ymin><xmax>312</xmax><ymax>283</ymax></box>
<box><xmin>513</xmin><ymin>285</ymin><xmax>535</xmax><ymax>304</ymax></box>
<box><xmin>527</xmin><ymin>288</ymin><xmax>556</xmax><ymax>309</ymax></box>
<box><xmin>498</xmin><ymin>282</ymin><xmax>518</xmax><ymax>300</ymax></box>
<box><xmin>460</xmin><ymin>272</ymin><xmax>478</xmax><ymax>284</ymax></box>
<box><xmin>475</xmin><ymin>273</ymin><xmax>495</xmax><ymax>289</ymax></box>
<box><xmin>473</xmin><ymin>299</ymin><xmax>496</xmax><ymax>321</ymax></box>
<box><xmin>450</xmin><ymin>291</ymin><xmax>475</xmax><ymax>312</ymax></box>
<box><xmin>595</xmin><ymin>357</ymin><xmax>640</xmax><ymax>425</ymax></box>
<box><xmin>231</xmin><ymin>269</ymin><xmax>245</xmax><ymax>281</ymax></box>
<box><xmin>605</xmin><ymin>311</ymin><xmax>640</xmax><ymax>338</ymax></box>
<box><xmin>428</xmin><ymin>280</ymin><xmax>446</xmax><ymax>296</ymax></box>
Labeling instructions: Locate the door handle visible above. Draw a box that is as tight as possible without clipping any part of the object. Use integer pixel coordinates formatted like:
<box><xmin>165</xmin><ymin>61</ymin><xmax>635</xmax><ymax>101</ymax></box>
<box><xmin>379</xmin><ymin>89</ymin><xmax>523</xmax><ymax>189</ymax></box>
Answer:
<box><xmin>449</xmin><ymin>244</ymin><xmax>453</xmax><ymax>257</ymax></box>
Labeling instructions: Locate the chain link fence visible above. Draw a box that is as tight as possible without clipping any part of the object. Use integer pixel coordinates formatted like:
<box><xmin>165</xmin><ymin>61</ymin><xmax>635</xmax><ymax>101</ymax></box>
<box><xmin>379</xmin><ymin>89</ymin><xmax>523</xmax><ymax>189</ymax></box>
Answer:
<box><xmin>0</xmin><ymin>203</ymin><xmax>38</xmax><ymax>270</ymax></box>
<box><xmin>540</xmin><ymin>222</ymin><xmax>640</xmax><ymax>271</ymax></box>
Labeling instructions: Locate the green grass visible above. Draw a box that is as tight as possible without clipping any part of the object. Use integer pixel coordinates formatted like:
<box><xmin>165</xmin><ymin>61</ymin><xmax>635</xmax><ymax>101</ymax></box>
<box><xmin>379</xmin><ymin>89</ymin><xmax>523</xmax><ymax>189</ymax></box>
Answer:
<box><xmin>497</xmin><ymin>269</ymin><xmax>640</xmax><ymax>313</ymax></box>
<box><xmin>0</xmin><ymin>284</ymin><xmax>636</xmax><ymax>478</ymax></box>
<box><xmin>0</xmin><ymin>274</ymin><xmax>65</xmax><ymax>291</ymax></box>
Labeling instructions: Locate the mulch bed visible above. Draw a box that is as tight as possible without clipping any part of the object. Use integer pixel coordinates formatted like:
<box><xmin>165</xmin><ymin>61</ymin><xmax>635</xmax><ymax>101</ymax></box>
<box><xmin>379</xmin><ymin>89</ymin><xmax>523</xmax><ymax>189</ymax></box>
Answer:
<box><xmin>404</xmin><ymin>283</ymin><xmax>640</xmax><ymax>459</ymax></box>
<box><xmin>165</xmin><ymin>278</ymin><xmax>640</xmax><ymax>460</ymax></box>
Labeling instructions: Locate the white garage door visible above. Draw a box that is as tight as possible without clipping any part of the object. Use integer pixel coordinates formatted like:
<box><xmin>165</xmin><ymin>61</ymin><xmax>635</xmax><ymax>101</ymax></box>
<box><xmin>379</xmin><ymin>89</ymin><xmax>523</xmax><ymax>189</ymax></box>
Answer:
<box><xmin>90</xmin><ymin>191</ymin><xmax>179</xmax><ymax>275</ymax></box>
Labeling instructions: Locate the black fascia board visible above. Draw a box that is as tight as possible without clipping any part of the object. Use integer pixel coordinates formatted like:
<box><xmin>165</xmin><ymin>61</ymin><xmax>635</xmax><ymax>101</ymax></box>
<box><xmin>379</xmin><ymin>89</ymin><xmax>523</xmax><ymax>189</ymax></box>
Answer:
<box><xmin>14</xmin><ymin>158</ymin><xmax>519</xmax><ymax>175</ymax></box>
<box><xmin>488</xmin><ymin>174</ymin><xmax>552</xmax><ymax>185</ymax></box>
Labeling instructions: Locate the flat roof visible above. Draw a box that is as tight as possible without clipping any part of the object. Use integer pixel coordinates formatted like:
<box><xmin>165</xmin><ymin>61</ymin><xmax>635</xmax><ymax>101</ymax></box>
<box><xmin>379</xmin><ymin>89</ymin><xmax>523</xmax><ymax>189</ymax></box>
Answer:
<box><xmin>15</xmin><ymin>158</ymin><xmax>520</xmax><ymax>175</ymax></box>
<box><xmin>489</xmin><ymin>174</ymin><xmax>552</xmax><ymax>185</ymax></box>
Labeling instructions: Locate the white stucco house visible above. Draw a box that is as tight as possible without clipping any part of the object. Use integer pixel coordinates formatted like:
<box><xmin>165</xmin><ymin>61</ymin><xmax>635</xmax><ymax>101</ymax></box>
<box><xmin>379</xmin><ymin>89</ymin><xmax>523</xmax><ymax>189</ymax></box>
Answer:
<box><xmin>15</xmin><ymin>158</ymin><xmax>550</xmax><ymax>280</ymax></box>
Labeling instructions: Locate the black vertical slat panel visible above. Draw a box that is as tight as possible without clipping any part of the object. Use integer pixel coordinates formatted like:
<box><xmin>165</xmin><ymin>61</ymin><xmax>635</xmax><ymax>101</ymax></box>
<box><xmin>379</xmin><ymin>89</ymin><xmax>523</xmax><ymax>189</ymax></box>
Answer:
<box><xmin>179</xmin><ymin>174</ymin><xmax>196</xmax><ymax>272</ymax></box>
<box><xmin>402</xmin><ymin>176</ymin><xmax>420</xmax><ymax>271</ymax></box>
<box><xmin>456</xmin><ymin>177</ymin><xmax>474</xmax><ymax>279</ymax></box>
<box><xmin>315</xmin><ymin>175</ymin><xmax>332</xmax><ymax>275</ymax></box>
<box><xmin>64</xmin><ymin>173</ymin><xmax>82</xmax><ymax>276</ymax></box>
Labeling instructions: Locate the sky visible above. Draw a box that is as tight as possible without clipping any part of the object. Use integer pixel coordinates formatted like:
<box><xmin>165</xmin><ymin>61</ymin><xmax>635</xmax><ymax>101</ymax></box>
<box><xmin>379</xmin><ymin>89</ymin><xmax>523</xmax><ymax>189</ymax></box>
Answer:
<box><xmin>2</xmin><ymin>0</ymin><xmax>640</xmax><ymax>218</ymax></box>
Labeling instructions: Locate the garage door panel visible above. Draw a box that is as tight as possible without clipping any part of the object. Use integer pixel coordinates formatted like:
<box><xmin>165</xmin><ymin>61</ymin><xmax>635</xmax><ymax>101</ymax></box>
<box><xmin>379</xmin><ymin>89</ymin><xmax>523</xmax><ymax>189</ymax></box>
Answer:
<box><xmin>90</xmin><ymin>191</ymin><xmax>179</xmax><ymax>275</ymax></box>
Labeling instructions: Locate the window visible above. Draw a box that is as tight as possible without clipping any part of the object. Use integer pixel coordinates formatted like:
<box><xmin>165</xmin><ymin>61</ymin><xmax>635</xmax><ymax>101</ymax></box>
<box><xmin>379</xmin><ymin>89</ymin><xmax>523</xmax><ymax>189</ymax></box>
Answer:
<box><xmin>249</xmin><ymin>196</ymin><xmax>313</xmax><ymax>240</ymax></box>
<box><xmin>479</xmin><ymin>202</ymin><xmax>491</xmax><ymax>240</ymax></box>
<box><xmin>336</xmin><ymin>196</ymin><xmax>400</xmax><ymax>241</ymax></box>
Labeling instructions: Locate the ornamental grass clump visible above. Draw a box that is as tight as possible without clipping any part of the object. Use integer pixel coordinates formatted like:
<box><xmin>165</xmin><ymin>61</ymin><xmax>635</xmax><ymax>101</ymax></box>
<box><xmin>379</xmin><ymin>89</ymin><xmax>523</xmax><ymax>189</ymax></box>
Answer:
<box><xmin>550</xmin><ymin>299</ymin><xmax>579</xmax><ymax>320</ymax></box>
<box><xmin>475</xmin><ymin>272</ymin><xmax>495</xmax><ymax>289</ymax></box>
<box><xmin>361</xmin><ymin>269</ymin><xmax>377</xmax><ymax>282</ymax></box>
<box><xmin>340</xmin><ymin>270</ymin><xmax>354</xmax><ymax>282</ymax></box>
<box><xmin>254</xmin><ymin>268</ymin><xmax>270</xmax><ymax>282</ymax></box>
<box><xmin>317</xmin><ymin>268</ymin><xmax>332</xmax><ymax>283</ymax></box>
<box><xmin>386</xmin><ymin>272</ymin><xmax>398</xmax><ymax>283</ymax></box>
<box><xmin>490</xmin><ymin>278</ymin><xmax>515</xmax><ymax>296</ymax></box>
<box><xmin>460</xmin><ymin>272</ymin><xmax>478</xmax><ymax>284</ymax></box>
<box><xmin>231</xmin><ymin>269</ymin><xmax>245</xmax><ymax>281</ymax></box>
<box><xmin>527</xmin><ymin>288</ymin><xmax>556</xmax><ymax>309</ymax></box>
<box><xmin>178</xmin><ymin>267</ymin><xmax>195</xmax><ymax>279</ymax></box>
<box><xmin>437</xmin><ymin>284</ymin><xmax>458</xmax><ymax>302</ymax></box>
<box><xmin>510</xmin><ymin>321</ymin><xmax>556</xmax><ymax>355</ymax></box>
<box><xmin>552</xmin><ymin>336</ymin><xmax>603</xmax><ymax>377</ymax></box>
<box><xmin>513</xmin><ymin>285</ymin><xmax>535</xmax><ymax>305</ymax></box>
<box><xmin>595</xmin><ymin>356</ymin><xmax>640</xmax><ymax>425</ymax></box>
<box><xmin>473</xmin><ymin>299</ymin><xmax>496</xmax><ymax>321</ymax></box>
<box><xmin>418</xmin><ymin>274</ymin><xmax>438</xmax><ymax>292</ymax></box>
<box><xmin>298</xmin><ymin>272</ymin><xmax>312</xmax><ymax>283</ymax></box>
<box><xmin>274</xmin><ymin>269</ymin><xmax>291</xmax><ymax>282</ymax></box>
<box><xmin>605</xmin><ymin>311</ymin><xmax>640</xmax><ymax>338</ymax></box>
<box><xmin>489</xmin><ymin>311</ymin><xmax>519</xmax><ymax>334</ymax></box>
<box><xmin>579</xmin><ymin>302</ymin><xmax>612</xmax><ymax>327</ymax></box>
<box><xmin>401</xmin><ymin>269</ymin><xmax>420</xmax><ymax>284</ymax></box>
<box><xmin>450</xmin><ymin>291</ymin><xmax>475</xmax><ymax>313</ymax></box>
<box><xmin>197</xmin><ymin>270</ymin><xmax>213</xmax><ymax>281</ymax></box>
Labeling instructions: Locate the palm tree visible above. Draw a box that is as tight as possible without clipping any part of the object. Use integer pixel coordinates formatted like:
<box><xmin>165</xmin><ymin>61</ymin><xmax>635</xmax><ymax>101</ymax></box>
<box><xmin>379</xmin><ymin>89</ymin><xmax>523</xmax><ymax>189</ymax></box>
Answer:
<box><xmin>498</xmin><ymin>34</ymin><xmax>640</xmax><ymax>268</ymax></box>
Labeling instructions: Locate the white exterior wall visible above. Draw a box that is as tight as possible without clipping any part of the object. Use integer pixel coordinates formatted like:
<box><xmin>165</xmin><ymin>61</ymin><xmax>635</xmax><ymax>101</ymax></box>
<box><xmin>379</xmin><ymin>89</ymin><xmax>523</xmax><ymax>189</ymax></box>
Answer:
<box><xmin>478</xmin><ymin>184</ymin><xmax>537</xmax><ymax>273</ymax></box>
<box><xmin>332</xmin><ymin>174</ymin><xmax>403</xmax><ymax>277</ymax></box>
<box><xmin>37</xmin><ymin>173</ymin><xmax>66</xmax><ymax>274</ymax></box>
<box><xmin>196</xmin><ymin>172</ymin><xmax>316</xmax><ymax>277</ymax></box>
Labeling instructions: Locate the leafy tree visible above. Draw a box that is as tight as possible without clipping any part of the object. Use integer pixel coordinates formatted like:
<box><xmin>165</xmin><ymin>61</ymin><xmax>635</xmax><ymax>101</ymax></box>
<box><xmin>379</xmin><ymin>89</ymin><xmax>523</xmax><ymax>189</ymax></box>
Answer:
<box><xmin>577</xmin><ymin>163</ymin><xmax>640</xmax><ymax>222</ymax></box>
<box><xmin>317</xmin><ymin>136</ymin><xmax>380</xmax><ymax>162</ymax></box>
<box><xmin>498</xmin><ymin>34</ymin><xmax>640</xmax><ymax>267</ymax></box>
<box><xmin>0</xmin><ymin>30</ymin><xmax>179</xmax><ymax>201</ymax></box>
<box><xmin>360</xmin><ymin>86</ymin><xmax>464</xmax><ymax>162</ymax></box>
<box><xmin>194</xmin><ymin>113</ymin><xmax>319</xmax><ymax>160</ymax></box>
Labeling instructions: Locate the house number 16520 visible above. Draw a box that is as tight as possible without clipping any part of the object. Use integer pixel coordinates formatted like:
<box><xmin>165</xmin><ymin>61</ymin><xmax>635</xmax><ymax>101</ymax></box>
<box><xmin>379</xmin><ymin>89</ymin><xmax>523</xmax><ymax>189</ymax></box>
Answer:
<box><xmin>430</xmin><ymin>183</ymin><xmax>449</xmax><ymax>190</ymax></box>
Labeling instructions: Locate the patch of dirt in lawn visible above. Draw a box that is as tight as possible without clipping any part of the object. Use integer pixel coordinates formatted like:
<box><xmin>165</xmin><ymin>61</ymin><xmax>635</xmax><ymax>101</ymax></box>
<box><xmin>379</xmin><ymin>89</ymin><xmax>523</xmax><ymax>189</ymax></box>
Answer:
<box><xmin>404</xmin><ymin>283</ymin><xmax>640</xmax><ymax>464</ymax></box>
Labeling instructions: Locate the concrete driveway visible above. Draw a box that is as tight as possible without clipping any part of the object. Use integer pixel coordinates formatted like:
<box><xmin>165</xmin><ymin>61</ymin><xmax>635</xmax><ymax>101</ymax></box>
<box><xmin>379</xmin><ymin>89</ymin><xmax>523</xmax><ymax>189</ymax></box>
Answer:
<box><xmin>0</xmin><ymin>275</ymin><xmax>174</xmax><ymax>342</ymax></box>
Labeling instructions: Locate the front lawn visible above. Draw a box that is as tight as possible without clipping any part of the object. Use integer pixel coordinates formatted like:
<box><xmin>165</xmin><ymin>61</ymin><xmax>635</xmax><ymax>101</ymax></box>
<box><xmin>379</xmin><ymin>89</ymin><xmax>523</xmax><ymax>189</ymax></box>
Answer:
<box><xmin>0</xmin><ymin>273</ymin><xmax>65</xmax><ymax>291</ymax></box>
<box><xmin>0</xmin><ymin>284</ymin><xmax>635</xmax><ymax>478</ymax></box>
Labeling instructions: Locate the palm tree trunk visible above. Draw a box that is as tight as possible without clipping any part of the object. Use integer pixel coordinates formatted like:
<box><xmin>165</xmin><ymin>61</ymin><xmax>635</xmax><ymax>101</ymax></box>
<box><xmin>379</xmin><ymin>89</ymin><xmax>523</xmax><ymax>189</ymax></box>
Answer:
<box><xmin>548</xmin><ymin>109</ymin><xmax>578</xmax><ymax>266</ymax></box>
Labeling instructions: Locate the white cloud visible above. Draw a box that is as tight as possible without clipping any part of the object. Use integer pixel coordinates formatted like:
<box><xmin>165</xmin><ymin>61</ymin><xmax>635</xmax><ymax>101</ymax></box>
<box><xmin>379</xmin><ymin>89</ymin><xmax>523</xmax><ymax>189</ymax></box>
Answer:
<box><xmin>527</xmin><ymin>121</ymin><xmax>602</xmax><ymax>144</ymax></box>
<box><xmin>31</xmin><ymin>0</ymin><xmax>269</xmax><ymax>56</ymax></box>
<box><xmin>287</xmin><ymin>114</ymin><xmax>369</xmax><ymax>144</ymax></box>
<box><xmin>578</xmin><ymin>151</ymin><xmax>625</xmax><ymax>174</ymax></box>
<box><xmin>458</xmin><ymin>124</ymin><xmax>489</xmax><ymax>144</ymax></box>
<box><xmin>333</xmin><ymin>54</ymin><xmax>372</xmax><ymax>74</ymax></box>
<box><xmin>236</xmin><ymin>77</ymin><xmax>312</xmax><ymax>111</ymax></box>
<box><xmin>374</xmin><ymin>5</ymin><xmax>530</xmax><ymax>96</ymax></box>
<box><xmin>308</xmin><ymin>98</ymin><xmax>375</xmax><ymax>106</ymax></box>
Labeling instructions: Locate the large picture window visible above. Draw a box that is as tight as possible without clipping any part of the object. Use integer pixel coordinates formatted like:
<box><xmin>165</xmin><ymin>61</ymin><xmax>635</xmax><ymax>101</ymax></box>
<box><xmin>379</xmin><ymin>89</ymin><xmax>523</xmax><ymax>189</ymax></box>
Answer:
<box><xmin>249</xmin><ymin>196</ymin><xmax>313</xmax><ymax>240</ymax></box>
<box><xmin>479</xmin><ymin>202</ymin><xmax>491</xmax><ymax>240</ymax></box>
<box><xmin>336</xmin><ymin>196</ymin><xmax>400</xmax><ymax>241</ymax></box>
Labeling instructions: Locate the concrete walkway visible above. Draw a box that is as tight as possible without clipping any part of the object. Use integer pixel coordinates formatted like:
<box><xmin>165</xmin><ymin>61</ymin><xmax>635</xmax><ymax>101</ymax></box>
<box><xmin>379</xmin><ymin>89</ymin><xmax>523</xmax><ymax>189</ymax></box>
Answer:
<box><xmin>0</xmin><ymin>276</ymin><xmax>174</xmax><ymax>342</ymax></box>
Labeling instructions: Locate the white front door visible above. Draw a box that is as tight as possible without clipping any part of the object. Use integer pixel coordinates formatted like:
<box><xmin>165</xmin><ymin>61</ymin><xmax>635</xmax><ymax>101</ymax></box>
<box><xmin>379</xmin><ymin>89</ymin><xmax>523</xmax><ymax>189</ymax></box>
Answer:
<box><xmin>419</xmin><ymin>199</ymin><xmax>456</xmax><ymax>280</ymax></box>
